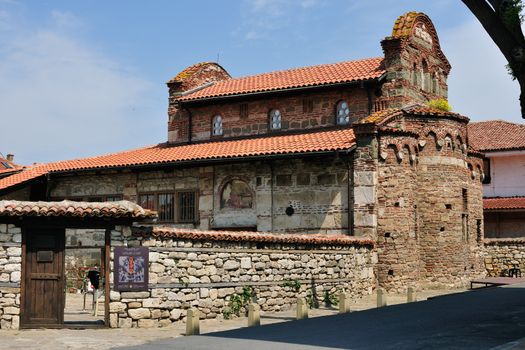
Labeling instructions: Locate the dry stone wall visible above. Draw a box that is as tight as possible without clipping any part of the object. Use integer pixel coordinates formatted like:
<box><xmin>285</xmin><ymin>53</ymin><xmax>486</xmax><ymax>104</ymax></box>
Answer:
<box><xmin>484</xmin><ymin>239</ymin><xmax>525</xmax><ymax>277</ymax></box>
<box><xmin>0</xmin><ymin>224</ymin><xmax>21</xmax><ymax>329</ymax></box>
<box><xmin>108</xmin><ymin>227</ymin><xmax>375</xmax><ymax>328</ymax></box>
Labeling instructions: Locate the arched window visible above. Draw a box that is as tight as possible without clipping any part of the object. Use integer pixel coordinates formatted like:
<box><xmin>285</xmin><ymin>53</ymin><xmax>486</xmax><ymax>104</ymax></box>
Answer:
<box><xmin>421</xmin><ymin>60</ymin><xmax>429</xmax><ymax>91</ymax></box>
<box><xmin>269</xmin><ymin>109</ymin><xmax>282</xmax><ymax>130</ymax></box>
<box><xmin>336</xmin><ymin>100</ymin><xmax>351</xmax><ymax>125</ymax></box>
<box><xmin>220</xmin><ymin>179</ymin><xmax>253</xmax><ymax>209</ymax></box>
<box><xmin>412</xmin><ymin>63</ymin><xmax>418</xmax><ymax>86</ymax></box>
<box><xmin>212</xmin><ymin>115</ymin><xmax>223</xmax><ymax>136</ymax></box>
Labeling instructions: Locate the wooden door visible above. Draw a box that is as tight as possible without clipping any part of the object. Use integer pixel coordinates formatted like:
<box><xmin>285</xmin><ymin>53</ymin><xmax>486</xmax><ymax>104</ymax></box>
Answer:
<box><xmin>22</xmin><ymin>228</ymin><xmax>65</xmax><ymax>327</ymax></box>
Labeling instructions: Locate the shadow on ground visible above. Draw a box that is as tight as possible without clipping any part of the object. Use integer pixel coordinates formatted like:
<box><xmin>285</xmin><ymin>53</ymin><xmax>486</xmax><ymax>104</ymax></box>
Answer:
<box><xmin>116</xmin><ymin>286</ymin><xmax>525</xmax><ymax>350</ymax></box>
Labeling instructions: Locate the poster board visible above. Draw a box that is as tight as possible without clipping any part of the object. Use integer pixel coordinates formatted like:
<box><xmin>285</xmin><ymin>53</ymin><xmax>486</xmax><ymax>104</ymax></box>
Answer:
<box><xmin>114</xmin><ymin>246</ymin><xmax>149</xmax><ymax>292</ymax></box>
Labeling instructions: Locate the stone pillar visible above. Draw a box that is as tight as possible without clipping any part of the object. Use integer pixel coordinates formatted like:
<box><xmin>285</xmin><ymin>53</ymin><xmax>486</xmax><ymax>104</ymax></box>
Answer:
<box><xmin>248</xmin><ymin>303</ymin><xmax>260</xmax><ymax>327</ymax></box>
<box><xmin>352</xmin><ymin>127</ymin><xmax>379</xmax><ymax>239</ymax></box>
<box><xmin>186</xmin><ymin>309</ymin><xmax>200</xmax><ymax>336</ymax></box>
<box><xmin>407</xmin><ymin>287</ymin><xmax>416</xmax><ymax>303</ymax></box>
<box><xmin>339</xmin><ymin>292</ymin><xmax>350</xmax><ymax>314</ymax></box>
<box><xmin>296</xmin><ymin>298</ymin><xmax>308</xmax><ymax>320</ymax></box>
<box><xmin>377</xmin><ymin>288</ymin><xmax>387</xmax><ymax>307</ymax></box>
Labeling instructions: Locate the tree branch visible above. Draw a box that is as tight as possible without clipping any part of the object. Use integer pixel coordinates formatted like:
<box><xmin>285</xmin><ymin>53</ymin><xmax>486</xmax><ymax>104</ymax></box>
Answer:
<box><xmin>462</xmin><ymin>0</ymin><xmax>519</xmax><ymax>63</ymax></box>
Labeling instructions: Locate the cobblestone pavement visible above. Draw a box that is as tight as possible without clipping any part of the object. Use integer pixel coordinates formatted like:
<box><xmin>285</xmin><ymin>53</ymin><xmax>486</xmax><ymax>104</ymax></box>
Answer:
<box><xmin>0</xmin><ymin>289</ymin><xmax>463</xmax><ymax>350</ymax></box>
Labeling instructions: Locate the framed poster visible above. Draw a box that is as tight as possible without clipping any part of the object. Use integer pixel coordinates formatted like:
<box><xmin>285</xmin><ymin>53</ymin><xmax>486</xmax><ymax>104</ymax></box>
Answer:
<box><xmin>114</xmin><ymin>246</ymin><xmax>149</xmax><ymax>292</ymax></box>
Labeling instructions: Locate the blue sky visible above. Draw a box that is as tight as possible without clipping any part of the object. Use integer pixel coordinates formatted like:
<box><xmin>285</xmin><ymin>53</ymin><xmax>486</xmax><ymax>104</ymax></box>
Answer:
<box><xmin>0</xmin><ymin>0</ymin><xmax>521</xmax><ymax>165</ymax></box>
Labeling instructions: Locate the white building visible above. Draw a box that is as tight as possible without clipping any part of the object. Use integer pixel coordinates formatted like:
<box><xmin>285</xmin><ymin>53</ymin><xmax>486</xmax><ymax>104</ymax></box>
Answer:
<box><xmin>469</xmin><ymin>120</ymin><xmax>525</xmax><ymax>238</ymax></box>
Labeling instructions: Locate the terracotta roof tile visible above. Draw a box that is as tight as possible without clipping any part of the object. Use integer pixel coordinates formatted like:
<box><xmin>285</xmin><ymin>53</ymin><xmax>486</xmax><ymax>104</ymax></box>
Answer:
<box><xmin>357</xmin><ymin>108</ymin><xmax>400</xmax><ymax>124</ymax></box>
<box><xmin>484</xmin><ymin>197</ymin><xmax>525</xmax><ymax>210</ymax></box>
<box><xmin>484</xmin><ymin>237</ymin><xmax>525</xmax><ymax>245</ymax></box>
<box><xmin>132</xmin><ymin>226</ymin><xmax>374</xmax><ymax>247</ymax></box>
<box><xmin>177</xmin><ymin>57</ymin><xmax>385</xmax><ymax>102</ymax></box>
<box><xmin>0</xmin><ymin>156</ymin><xmax>23</xmax><ymax>173</ymax></box>
<box><xmin>357</xmin><ymin>105</ymin><xmax>467</xmax><ymax>126</ymax></box>
<box><xmin>0</xmin><ymin>128</ymin><xmax>356</xmax><ymax>191</ymax></box>
<box><xmin>391</xmin><ymin>11</ymin><xmax>422</xmax><ymax>38</ymax></box>
<box><xmin>468</xmin><ymin>120</ymin><xmax>525</xmax><ymax>152</ymax></box>
<box><xmin>0</xmin><ymin>200</ymin><xmax>157</xmax><ymax>219</ymax></box>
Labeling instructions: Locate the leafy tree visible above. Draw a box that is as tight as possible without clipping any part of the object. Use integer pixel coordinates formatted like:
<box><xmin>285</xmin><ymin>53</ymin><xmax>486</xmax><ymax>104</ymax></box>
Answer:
<box><xmin>462</xmin><ymin>0</ymin><xmax>525</xmax><ymax>118</ymax></box>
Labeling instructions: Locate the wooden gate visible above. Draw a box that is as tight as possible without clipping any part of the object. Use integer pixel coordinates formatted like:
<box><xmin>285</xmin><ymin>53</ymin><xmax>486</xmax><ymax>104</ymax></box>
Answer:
<box><xmin>22</xmin><ymin>228</ymin><xmax>65</xmax><ymax>327</ymax></box>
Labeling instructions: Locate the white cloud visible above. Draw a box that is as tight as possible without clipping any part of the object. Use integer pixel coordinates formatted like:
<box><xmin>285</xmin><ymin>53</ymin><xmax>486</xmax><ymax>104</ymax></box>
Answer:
<box><xmin>237</xmin><ymin>0</ymin><xmax>323</xmax><ymax>40</ymax></box>
<box><xmin>442</xmin><ymin>19</ymin><xmax>523</xmax><ymax>123</ymax></box>
<box><xmin>0</xmin><ymin>9</ymin><xmax>161</xmax><ymax>165</ymax></box>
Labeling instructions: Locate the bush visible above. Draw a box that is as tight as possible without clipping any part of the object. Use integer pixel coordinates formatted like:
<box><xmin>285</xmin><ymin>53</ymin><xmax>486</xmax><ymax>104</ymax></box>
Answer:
<box><xmin>427</xmin><ymin>98</ymin><xmax>452</xmax><ymax>112</ymax></box>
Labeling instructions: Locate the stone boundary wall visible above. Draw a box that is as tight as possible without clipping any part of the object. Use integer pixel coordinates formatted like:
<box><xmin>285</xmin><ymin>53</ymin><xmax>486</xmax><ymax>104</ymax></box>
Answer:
<box><xmin>109</xmin><ymin>226</ymin><xmax>376</xmax><ymax>328</ymax></box>
<box><xmin>484</xmin><ymin>238</ymin><xmax>525</xmax><ymax>277</ymax></box>
<box><xmin>0</xmin><ymin>224</ymin><xmax>21</xmax><ymax>329</ymax></box>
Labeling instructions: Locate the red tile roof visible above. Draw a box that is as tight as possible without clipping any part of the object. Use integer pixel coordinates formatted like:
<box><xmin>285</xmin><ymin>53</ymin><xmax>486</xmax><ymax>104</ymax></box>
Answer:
<box><xmin>0</xmin><ymin>200</ymin><xmax>157</xmax><ymax>219</ymax></box>
<box><xmin>468</xmin><ymin>120</ymin><xmax>525</xmax><ymax>152</ymax></box>
<box><xmin>132</xmin><ymin>226</ymin><xmax>374</xmax><ymax>247</ymax></box>
<box><xmin>0</xmin><ymin>156</ymin><xmax>23</xmax><ymax>177</ymax></box>
<box><xmin>484</xmin><ymin>237</ymin><xmax>525</xmax><ymax>246</ymax></box>
<box><xmin>358</xmin><ymin>105</ymin><xmax>467</xmax><ymax>125</ymax></box>
<box><xmin>484</xmin><ymin>197</ymin><xmax>525</xmax><ymax>211</ymax></box>
<box><xmin>0</xmin><ymin>128</ymin><xmax>356</xmax><ymax>191</ymax></box>
<box><xmin>177</xmin><ymin>57</ymin><xmax>385</xmax><ymax>102</ymax></box>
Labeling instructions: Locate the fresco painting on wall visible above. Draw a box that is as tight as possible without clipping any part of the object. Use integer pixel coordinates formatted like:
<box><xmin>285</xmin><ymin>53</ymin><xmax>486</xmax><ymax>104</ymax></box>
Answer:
<box><xmin>221</xmin><ymin>180</ymin><xmax>253</xmax><ymax>209</ymax></box>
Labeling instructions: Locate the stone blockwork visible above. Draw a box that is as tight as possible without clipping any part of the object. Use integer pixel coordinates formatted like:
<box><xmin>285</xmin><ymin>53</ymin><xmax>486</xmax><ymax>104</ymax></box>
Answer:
<box><xmin>49</xmin><ymin>156</ymin><xmax>351</xmax><ymax>235</ymax></box>
<box><xmin>355</xmin><ymin>109</ymin><xmax>486</xmax><ymax>292</ymax></box>
<box><xmin>380</xmin><ymin>12</ymin><xmax>450</xmax><ymax>109</ymax></box>
<box><xmin>484</xmin><ymin>239</ymin><xmax>525</xmax><ymax>277</ymax></box>
<box><xmin>0</xmin><ymin>224</ymin><xmax>21</xmax><ymax>329</ymax></box>
<box><xmin>108</xmin><ymin>227</ymin><xmax>375</xmax><ymax>328</ymax></box>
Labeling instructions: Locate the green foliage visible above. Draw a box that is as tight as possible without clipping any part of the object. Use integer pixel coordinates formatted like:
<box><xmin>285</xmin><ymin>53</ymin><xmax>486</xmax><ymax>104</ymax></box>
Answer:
<box><xmin>305</xmin><ymin>292</ymin><xmax>319</xmax><ymax>309</ymax></box>
<box><xmin>222</xmin><ymin>286</ymin><xmax>254</xmax><ymax>319</ymax></box>
<box><xmin>282</xmin><ymin>280</ymin><xmax>302</xmax><ymax>292</ymax></box>
<box><xmin>323</xmin><ymin>291</ymin><xmax>339</xmax><ymax>307</ymax></box>
<box><xmin>505</xmin><ymin>63</ymin><xmax>518</xmax><ymax>80</ymax></box>
<box><xmin>427</xmin><ymin>98</ymin><xmax>452</xmax><ymax>112</ymax></box>
<box><xmin>178</xmin><ymin>277</ymin><xmax>189</xmax><ymax>288</ymax></box>
<box><xmin>501</xmin><ymin>0</ymin><xmax>524</xmax><ymax>27</ymax></box>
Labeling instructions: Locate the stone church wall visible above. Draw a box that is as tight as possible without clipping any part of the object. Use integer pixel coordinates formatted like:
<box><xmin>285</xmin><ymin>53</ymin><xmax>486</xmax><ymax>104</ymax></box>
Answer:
<box><xmin>184</xmin><ymin>87</ymin><xmax>371</xmax><ymax>142</ymax></box>
<box><xmin>108</xmin><ymin>227</ymin><xmax>375</xmax><ymax>328</ymax></box>
<box><xmin>49</xmin><ymin>156</ymin><xmax>351</xmax><ymax>234</ymax></box>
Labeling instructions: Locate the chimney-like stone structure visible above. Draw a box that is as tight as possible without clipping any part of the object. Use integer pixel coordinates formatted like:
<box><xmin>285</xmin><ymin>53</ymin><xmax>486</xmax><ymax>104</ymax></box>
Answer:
<box><xmin>166</xmin><ymin>63</ymin><xmax>231</xmax><ymax>144</ymax></box>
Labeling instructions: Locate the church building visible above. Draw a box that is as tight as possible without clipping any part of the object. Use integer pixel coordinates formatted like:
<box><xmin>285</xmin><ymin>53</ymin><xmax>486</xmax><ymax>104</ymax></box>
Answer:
<box><xmin>0</xmin><ymin>12</ymin><xmax>485</xmax><ymax>292</ymax></box>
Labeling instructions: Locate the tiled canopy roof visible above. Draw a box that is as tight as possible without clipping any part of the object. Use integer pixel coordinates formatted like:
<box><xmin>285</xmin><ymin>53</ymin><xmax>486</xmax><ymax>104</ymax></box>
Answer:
<box><xmin>484</xmin><ymin>197</ymin><xmax>525</xmax><ymax>211</ymax></box>
<box><xmin>358</xmin><ymin>105</ymin><xmax>468</xmax><ymax>125</ymax></box>
<box><xmin>468</xmin><ymin>120</ymin><xmax>525</xmax><ymax>152</ymax></box>
<box><xmin>177</xmin><ymin>57</ymin><xmax>385</xmax><ymax>102</ymax></box>
<box><xmin>0</xmin><ymin>200</ymin><xmax>157</xmax><ymax>219</ymax></box>
<box><xmin>0</xmin><ymin>128</ymin><xmax>356</xmax><ymax>191</ymax></box>
<box><xmin>133</xmin><ymin>226</ymin><xmax>374</xmax><ymax>247</ymax></box>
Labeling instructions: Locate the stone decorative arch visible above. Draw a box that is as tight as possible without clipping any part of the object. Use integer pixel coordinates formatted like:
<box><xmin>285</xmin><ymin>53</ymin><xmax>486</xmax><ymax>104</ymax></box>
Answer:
<box><xmin>444</xmin><ymin>133</ymin><xmax>454</xmax><ymax>150</ymax></box>
<box><xmin>219</xmin><ymin>176</ymin><xmax>254</xmax><ymax>209</ymax></box>
<box><xmin>391</xmin><ymin>12</ymin><xmax>451</xmax><ymax>74</ymax></box>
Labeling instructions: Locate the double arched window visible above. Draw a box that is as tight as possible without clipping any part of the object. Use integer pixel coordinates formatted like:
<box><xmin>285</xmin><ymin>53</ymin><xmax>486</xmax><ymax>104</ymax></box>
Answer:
<box><xmin>212</xmin><ymin>115</ymin><xmax>223</xmax><ymax>136</ymax></box>
<box><xmin>336</xmin><ymin>100</ymin><xmax>351</xmax><ymax>125</ymax></box>
<box><xmin>269</xmin><ymin>109</ymin><xmax>282</xmax><ymax>130</ymax></box>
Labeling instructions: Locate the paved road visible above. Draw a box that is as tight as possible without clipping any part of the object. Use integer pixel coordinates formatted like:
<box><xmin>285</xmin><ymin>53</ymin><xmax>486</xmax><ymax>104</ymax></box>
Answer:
<box><xmin>117</xmin><ymin>284</ymin><xmax>525</xmax><ymax>350</ymax></box>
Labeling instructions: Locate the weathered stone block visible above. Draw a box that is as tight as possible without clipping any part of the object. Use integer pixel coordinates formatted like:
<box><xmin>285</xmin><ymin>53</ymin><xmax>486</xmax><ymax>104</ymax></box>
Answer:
<box><xmin>121</xmin><ymin>292</ymin><xmax>150</xmax><ymax>299</ymax></box>
<box><xmin>128</xmin><ymin>308</ymin><xmax>151</xmax><ymax>320</ymax></box>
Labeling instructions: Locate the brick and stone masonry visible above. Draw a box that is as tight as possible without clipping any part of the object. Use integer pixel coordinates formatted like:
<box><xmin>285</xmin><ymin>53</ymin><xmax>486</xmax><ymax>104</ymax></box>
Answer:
<box><xmin>107</xmin><ymin>227</ymin><xmax>375</xmax><ymax>328</ymax></box>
